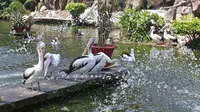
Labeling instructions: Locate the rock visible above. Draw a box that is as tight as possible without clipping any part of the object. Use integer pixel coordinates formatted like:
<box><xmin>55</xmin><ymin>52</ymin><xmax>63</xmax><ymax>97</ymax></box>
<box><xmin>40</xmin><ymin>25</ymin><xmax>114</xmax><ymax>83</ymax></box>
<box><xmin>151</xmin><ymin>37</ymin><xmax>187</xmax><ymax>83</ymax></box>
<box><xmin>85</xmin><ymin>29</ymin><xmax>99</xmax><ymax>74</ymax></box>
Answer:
<box><xmin>147</xmin><ymin>0</ymin><xmax>165</xmax><ymax>8</ymax></box>
<box><xmin>191</xmin><ymin>0</ymin><xmax>200</xmax><ymax>18</ymax></box>
<box><xmin>126</xmin><ymin>0</ymin><xmax>144</xmax><ymax>9</ymax></box>
<box><xmin>40</xmin><ymin>6</ymin><xmax>47</xmax><ymax>12</ymax></box>
<box><xmin>29</xmin><ymin>10</ymin><xmax>72</xmax><ymax>22</ymax></box>
<box><xmin>80</xmin><ymin>0</ymin><xmax>98</xmax><ymax>26</ymax></box>
<box><xmin>110</xmin><ymin>11</ymin><xmax>124</xmax><ymax>28</ymax></box>
<box><xmin>177</xmin><ymin>35</ymin><xmax>191</xmax><ymax>46</ymax></box>
<box><xmin>61</xmin><ymin>106</ymin><xmax>70</xmax><ymax>111</ymax></box>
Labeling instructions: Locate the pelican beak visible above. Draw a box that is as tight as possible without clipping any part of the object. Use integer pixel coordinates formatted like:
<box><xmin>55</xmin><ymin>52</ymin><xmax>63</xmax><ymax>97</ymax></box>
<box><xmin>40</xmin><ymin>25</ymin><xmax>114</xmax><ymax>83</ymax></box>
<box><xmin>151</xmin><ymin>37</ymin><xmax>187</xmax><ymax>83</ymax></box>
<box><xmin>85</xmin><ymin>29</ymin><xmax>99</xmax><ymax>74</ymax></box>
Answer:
<box><xmin>44</xmin><ymin>55</ymin><xmax>52</xmax><ymax>78</ymax></box>
<box><xmin>82</xmin><ymin>37</ymin><xmax>95</xmax><ymax>56</ymax></box>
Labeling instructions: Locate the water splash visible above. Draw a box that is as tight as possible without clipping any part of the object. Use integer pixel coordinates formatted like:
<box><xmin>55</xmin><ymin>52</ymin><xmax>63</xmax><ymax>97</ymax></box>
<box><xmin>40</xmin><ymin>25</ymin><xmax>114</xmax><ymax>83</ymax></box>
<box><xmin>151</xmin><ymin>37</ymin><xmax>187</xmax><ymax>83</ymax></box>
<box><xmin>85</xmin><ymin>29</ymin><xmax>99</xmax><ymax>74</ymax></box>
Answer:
<box><xmin>93</xmin><ymin>46</ymin><xmax>200</xmax><ymax>112</ymax></box>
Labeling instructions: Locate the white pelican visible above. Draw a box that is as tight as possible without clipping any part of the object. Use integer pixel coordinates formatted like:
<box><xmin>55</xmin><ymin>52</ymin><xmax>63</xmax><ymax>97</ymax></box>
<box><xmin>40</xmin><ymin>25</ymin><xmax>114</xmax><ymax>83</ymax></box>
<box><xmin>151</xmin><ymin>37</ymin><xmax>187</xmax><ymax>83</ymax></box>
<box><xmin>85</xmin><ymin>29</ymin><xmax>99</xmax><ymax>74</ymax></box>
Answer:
<box><xmin>10</xmin><ymin>27</ymin><xmax>16</xmax><ymax>35</ymax></box>
<box><xmin>160</xmin><ymin>20</ymin><xmax>178</xmax><ymax>45</ymax></box>
<box><xmin>150</xmin><ymin>26</ymin><xmax>163</xmax><ymax>43</ymax></box>
<box><xmin>23</xmin><ymin>41</ymin><xmax>45</xmax><ymax>91</ymax></box>
<box><xmin>62</xmin><ymin>37</ymin><xmax>96</xmax><ymax>75</ymax></box>
<box><xmin>120</xmin><ymin>48</ymin><xmax>135</xmax><ymax>62</ymax></box>
<box><xmin>51</xmin><ymin>37</ymin><xmax>61</xmax><ymax>45</ymax></box>
<box><xmin>163</xmin><ymin>28</ymin><xmax>178</xmax><ymax>43</ymax></box>
<box><xmin>44</xmin><ymin>52</ymin><xmax>61</xmax><ymax>79</ymax></box>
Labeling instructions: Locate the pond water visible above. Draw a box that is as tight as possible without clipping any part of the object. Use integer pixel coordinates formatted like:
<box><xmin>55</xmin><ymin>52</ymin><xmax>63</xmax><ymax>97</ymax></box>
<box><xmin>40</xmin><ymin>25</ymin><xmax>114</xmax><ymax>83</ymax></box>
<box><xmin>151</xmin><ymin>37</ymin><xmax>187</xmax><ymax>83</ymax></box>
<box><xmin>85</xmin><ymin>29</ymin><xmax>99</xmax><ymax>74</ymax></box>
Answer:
<box><xmin>1</xmin><ymin>20</ymin><xmax>200</xmax><ymax>112</ymax></box>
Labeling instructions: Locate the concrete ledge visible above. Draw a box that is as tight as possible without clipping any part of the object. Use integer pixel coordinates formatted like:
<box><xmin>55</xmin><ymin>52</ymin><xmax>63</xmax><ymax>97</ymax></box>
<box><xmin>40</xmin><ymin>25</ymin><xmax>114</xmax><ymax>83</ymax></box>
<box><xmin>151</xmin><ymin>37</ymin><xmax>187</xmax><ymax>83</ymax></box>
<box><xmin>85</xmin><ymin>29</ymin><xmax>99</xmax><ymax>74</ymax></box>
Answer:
<box><xmin>0</xmin><ymin>67</ymin><xmax>128</xmax><ymax>112</ymax></box>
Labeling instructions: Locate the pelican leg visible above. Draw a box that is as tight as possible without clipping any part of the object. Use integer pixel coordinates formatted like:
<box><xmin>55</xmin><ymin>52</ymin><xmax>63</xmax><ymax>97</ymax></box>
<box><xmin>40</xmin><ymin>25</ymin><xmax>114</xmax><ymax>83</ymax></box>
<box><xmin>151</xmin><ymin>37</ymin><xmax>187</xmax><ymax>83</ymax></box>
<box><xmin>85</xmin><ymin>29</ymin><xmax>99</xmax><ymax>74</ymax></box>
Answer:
<box><xmin>37</xmin><ymin>82</ymin><xmax>40</xmax><ymax>91</ymax></box>
<box><xmin>31</xmin><ymin>83</ymin><xmax>33</xmax><ymax>91</ymax></box>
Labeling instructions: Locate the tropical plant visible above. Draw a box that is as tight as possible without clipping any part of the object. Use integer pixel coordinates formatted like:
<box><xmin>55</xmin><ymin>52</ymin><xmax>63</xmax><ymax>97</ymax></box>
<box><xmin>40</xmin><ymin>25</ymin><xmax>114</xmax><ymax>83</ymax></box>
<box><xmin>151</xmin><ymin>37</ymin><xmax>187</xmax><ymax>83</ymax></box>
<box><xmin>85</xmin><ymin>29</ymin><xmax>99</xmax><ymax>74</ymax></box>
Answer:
<box><xmin>119</xmin><ymin>8</ymin><xmax>165</xmax><ymax>42</ymax></box>
<box><xmin>172</xmin><ymin>14</ymin><xmax>200</xmax><ymax>38</ymax></box>
<box><xmin>66</xmin><ymin>2</ymin><xmax>87</xmax><ymax>24</ymax></box>
<box><xmin>4</xmin><ymin>0</ymin><xmax>26</xmax><ymax>27</ymax></box>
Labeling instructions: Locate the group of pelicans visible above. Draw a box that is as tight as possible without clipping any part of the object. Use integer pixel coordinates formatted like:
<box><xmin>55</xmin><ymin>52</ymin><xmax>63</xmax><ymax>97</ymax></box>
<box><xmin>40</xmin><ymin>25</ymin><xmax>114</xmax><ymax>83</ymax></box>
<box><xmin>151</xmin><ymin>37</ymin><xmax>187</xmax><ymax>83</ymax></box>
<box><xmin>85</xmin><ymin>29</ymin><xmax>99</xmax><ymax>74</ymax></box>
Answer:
<box><xmin>22</xmin><ymin>37</ymin><xmax>135</xmax><ymax>91</ymax></box>
<box><xmin>150</xmin><ymin>20</ymin><xmax>178</xmax><ymax>45</ymax></box>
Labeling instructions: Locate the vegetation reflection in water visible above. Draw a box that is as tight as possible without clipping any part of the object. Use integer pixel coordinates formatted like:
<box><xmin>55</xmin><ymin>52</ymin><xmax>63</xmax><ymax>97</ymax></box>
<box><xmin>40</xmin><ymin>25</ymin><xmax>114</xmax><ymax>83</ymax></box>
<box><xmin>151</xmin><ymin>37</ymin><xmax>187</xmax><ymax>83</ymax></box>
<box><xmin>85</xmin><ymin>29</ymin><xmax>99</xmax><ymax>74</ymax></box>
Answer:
<box><xmin>1</xmin><ymin>20</ymin><xmax>200</xmax><ymax>111</ymax></box>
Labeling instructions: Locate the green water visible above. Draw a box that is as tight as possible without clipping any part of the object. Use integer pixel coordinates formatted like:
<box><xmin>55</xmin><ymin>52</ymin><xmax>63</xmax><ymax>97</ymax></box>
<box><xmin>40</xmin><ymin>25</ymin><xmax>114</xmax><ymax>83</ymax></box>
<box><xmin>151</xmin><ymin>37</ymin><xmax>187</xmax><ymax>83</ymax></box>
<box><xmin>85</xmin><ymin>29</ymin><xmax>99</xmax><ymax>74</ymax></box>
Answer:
<box><xmin>2</xmin><ymin>20</ymin><xmax>200</xmax><ymax>112</ymax></box>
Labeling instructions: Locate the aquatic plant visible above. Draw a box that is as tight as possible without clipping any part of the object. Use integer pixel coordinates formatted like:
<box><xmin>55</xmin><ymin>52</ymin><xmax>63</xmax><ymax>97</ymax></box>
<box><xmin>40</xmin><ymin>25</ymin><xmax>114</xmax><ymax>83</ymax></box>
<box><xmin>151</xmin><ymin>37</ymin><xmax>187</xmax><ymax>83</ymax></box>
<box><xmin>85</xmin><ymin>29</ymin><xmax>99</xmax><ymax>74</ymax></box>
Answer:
<box><xmin>119</xmin><ymin>9</ymin><xmax>164</xmax><ymax>42</ymax></box>
<box><xmin>66</xmin><ymin>2</ymin><xmax>87</xmax><ymax>25</ymax></box>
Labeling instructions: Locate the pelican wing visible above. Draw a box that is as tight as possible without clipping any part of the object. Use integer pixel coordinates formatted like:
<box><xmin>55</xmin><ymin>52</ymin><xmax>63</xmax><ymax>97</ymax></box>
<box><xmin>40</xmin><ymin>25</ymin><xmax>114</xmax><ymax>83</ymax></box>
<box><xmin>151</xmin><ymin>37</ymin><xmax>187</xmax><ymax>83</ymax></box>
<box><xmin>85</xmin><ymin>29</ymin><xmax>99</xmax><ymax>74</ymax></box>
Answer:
<box><xmin>121</xmin><ymin>53</ymin><xmax>131</xmax><ymax>60</ymax></box>
<box><xmin>168</xmin><ymin>34</ymin><xmax>176</xmax><ymax>40</ymax></box>
<box><xmin>67</xmin><ymin>56</ymin><xmax>89</xmax><ymax>74</ymax></box>
<box><xmin>88</xmin><ymin>54</ymin><xmax>103</xmax><ymax>72</ymax></box>
<box><xmin>154</xmin><ymin>34</ymin><xmax>162</xmax><ymax>40</ymax></box>
<box><xmin>23</xmin><ymin>67</ymin><xmax>35</xmax><ymax>80</ymax></box>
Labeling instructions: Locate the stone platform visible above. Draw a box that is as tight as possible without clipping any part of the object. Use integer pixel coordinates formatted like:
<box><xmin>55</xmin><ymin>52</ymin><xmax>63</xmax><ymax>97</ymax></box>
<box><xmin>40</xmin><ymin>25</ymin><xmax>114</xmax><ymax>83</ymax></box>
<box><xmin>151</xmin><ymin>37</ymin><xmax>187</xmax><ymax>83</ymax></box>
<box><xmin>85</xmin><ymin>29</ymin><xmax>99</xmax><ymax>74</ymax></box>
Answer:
<box><xmin>0</xmin><ymin>67</ymin><xmax>128</xmax><ymax>112</ymax></box>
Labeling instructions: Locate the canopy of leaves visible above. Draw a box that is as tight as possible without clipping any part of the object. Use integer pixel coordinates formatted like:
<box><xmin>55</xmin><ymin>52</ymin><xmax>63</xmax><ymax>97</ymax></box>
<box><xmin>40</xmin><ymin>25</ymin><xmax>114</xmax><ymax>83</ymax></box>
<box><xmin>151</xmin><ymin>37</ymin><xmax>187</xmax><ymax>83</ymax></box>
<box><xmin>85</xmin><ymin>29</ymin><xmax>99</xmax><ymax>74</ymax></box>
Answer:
<box><xmin>119</xmin><ymin>9</ymin><xmax>164</xmax><ymax>42</ymax></box>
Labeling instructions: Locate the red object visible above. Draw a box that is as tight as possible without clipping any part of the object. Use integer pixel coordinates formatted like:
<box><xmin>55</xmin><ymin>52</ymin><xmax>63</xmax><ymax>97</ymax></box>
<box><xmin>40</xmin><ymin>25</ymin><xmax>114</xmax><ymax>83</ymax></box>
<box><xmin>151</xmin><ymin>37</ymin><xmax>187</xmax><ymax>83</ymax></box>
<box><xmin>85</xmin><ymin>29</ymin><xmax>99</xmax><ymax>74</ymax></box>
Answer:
<box><xmin>14</xmin><ymin>25</ymin><xmax>25</xmax><ymax>32</ymax></box>
<box><xmin>25</xmin><ymin>26</ymin><xmax>31</xmax><ymax>31</ymax></box>
<box><xmin>92</xmin><ymin>44</ymin><xmax>117</xmax><ymax>58</ymax></box>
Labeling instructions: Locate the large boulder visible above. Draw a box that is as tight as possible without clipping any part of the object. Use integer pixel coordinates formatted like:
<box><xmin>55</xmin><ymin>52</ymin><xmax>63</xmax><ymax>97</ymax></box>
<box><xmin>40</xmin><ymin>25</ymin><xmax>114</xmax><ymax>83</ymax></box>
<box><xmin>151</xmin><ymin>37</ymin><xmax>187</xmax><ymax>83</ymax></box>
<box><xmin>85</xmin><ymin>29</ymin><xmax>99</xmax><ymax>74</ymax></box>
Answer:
<box><xmin>147</xmin><ymin>0</ymin><xmax>165</xmax><ymax>8</ymax></box>
<box><xmin>29</xmin><ymin>10</ymin><xmax>72</xmax><ymax>21</ymax></box>
<box><xmin>191</xmin><ymin>0</ymin><xmax>200</xmax><ymax>18</ymax></box>
<box><xmin>79</xmin><ymin>0</ymin><xmax>98</xmax><ymax>26</ymax></box>
<box><xmin>125</xmin><ymin>0</ymin><xmax>144</xmax><ymax>9</ymax></box>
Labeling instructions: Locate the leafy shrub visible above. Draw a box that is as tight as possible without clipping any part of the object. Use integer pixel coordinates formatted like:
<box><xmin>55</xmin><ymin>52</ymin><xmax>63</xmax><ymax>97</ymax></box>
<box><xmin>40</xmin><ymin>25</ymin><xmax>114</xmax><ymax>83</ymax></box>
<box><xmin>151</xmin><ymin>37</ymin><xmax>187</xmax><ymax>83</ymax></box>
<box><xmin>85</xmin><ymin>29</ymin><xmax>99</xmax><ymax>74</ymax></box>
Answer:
<box><xmin>3</xmin><ymin>0</ymin><xmax>26</xmax><ymax>27</ymax></box>
<box><xmin>24</xmin><ymin>0</ymin><xmax>36</xmax><ymax>12</ymax></box>
<box><xmin>172</xmin><ymin>14</ymin><xmax>200</xmax><ymax>38</ymax></box>
<box><xmin>0</xmin><ymin>0</ymin><xmax>12</xmax><ymax>12</ymax></box>
<box><xmin>66</xmin><ymin>2</ymin><xmax>87</xmax><ymax>24</ymax></box>
<box><xmin>119</xmin><ymin>9</ymin><xmax>164</xmax><ymax>42</ymax></box>
<box><xmin>4</xmin><ymin>0</ymin><xmax>25</xmax><ymax>14</ymax></box>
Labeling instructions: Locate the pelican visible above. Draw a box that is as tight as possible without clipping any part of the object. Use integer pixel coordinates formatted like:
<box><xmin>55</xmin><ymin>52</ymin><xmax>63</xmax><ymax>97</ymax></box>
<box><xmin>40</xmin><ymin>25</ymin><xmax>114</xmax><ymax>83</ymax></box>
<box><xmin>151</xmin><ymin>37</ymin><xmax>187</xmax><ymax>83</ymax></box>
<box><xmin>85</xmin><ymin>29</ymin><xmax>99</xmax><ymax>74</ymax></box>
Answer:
<box><xmin>61</xmin><ymin>37</ymin><xmax>96</xmax><ymax>76</ymax></box>
<box><xmin>150</xmin><ymin>26</ymin><xmax>163</xmax><ymax>43</ymax></box>
<box><xmin>44</xmin><ymin>52</ymin><xmax>61</xmax><ymax>79</ymax></box>
<box><xmin>160</xmin><ymin>20</ymin><xmax>178</xmax><ymax>45</ymax></box>
<box><xmin>163</xmin><ymin>28</ymin><xmax>178</xmax><ymax>43</ymax></box>
<box><xmin>88</xmin><ymin>52</ymin><xmax>121</xmax><ymax>73</ymax></box>
<box><xmin>10</xmin><ymin>27</ymin><xmax>16</xmax><ymax>35</ymax></box>
<box><xmin>51</xmin><ymin>37</ymin><xmax>61</xmax><ymax>46</ymax></box>
<box><xmin>51</xmin><ymin>37</ymin><xmax>61</xmax><ymax>50</ymax></box>
<box><xmin>120</xmin><ymin>48</ymin><xmax>135</xmax><ymax>62</ymax></box>
<box><xmin>23</xmin><ymin>41</ymin><xmax>45</xmax><ymax>91</ymax></box>
<box><xmin>89</xmin><ymin>52</ymin><xmax>106</xmax><ymax>73</ymax></box>
<box><xmin>24</xmin><ymin>32</ymin><xmax>34</xmax><ymax>41</ymax></box>
<box><xmin>92</xmin><ymin>52</ymin><xmax>121</xmax><ymax>71</ymax></box>
<box><xmin>75</xmin><ymin>29</ymin><xmax>84</xmax><ymax>36</ymax></box>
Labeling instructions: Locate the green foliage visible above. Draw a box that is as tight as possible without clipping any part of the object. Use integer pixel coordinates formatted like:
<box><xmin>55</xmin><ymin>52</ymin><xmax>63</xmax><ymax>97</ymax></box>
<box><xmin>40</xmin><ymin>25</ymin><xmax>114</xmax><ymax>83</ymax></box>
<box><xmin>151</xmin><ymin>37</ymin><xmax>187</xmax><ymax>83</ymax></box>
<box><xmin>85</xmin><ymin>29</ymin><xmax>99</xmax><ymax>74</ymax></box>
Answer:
<box><xmin>0</xmin><ymin>0</ymin><xmax>12</xmax><ymax>12</ymax></box>
<box><xmin>66</xmin><ymin>2</ymin><xmax>87</xmax><ymax>23</ymax></box>
<box><xmin>119</xmin><ymin>9</ymin><xmax>164</xmax><ymax>42</ymax></box>
<box><xmin>172</xmin><ymin>14</ymin><xmax>200</xmax><ymax>38</ymax></box>
<box><xmin>3</xmin><ymin>0</ymin><xmax>26</xmax><ymax>27</ymax></box>
<box><xmin>24</xmin><ymin>0</ymin><xmax>36</xmax><ymax>12</ymax></box>
<box><xmin>4</xmin><ymin>0</ymin><xmax>25</xmax><ymax>14</ymax></box>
